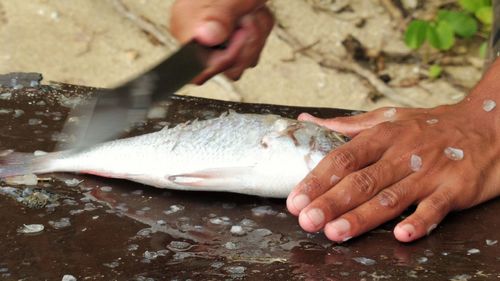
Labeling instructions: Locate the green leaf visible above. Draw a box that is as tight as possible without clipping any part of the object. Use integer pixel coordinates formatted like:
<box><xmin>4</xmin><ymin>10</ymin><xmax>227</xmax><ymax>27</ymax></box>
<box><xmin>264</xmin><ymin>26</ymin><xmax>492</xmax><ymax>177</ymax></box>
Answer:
<box><xmin>479</xmin><ymin>41</ymin><xmax>488</xmax><ymax>58</ymax></box>
<box><xmin>459</xmin><ymin>0</ymin><xmax>491</xmax><ymax>13</ymax></box>
<box><xmin>475</xmin><ymin>6</ymin><xmax>493</xmax><ymax>25</ymax></box>
<box><xmin>405</xmin><ymin>20</ymin><xmax>430</xmax><ymax>49</ymax></box>
<box><xmin>427</xmin><ymin>21</ymin><xmax>455</xmax><ymax>50</ymax></box>
<box><xmin>428</xmin><ymin>64</ymin><xmax>443</xmax><ymax>78</ymax></box>
<box><xmin>437</xmin><ymin>10</ymin><xmax>477</xmax><ymax>38</ymax></box>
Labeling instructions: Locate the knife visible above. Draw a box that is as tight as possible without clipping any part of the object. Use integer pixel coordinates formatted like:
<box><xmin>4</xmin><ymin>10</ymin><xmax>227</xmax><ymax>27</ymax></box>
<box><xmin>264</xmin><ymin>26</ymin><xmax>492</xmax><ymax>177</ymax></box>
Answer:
<box><xmin>63</xmin><ymin>40</ymin><xmax>214</xmax><ymax>150</ymax></box>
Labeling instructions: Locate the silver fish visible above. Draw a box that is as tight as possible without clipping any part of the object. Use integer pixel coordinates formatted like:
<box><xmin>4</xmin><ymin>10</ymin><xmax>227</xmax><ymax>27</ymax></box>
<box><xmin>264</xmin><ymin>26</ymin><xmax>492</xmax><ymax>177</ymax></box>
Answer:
<box><xmin>0</xmin><ymin>112</ymin><xmax>346</xmax><ymax>198</ymax></box>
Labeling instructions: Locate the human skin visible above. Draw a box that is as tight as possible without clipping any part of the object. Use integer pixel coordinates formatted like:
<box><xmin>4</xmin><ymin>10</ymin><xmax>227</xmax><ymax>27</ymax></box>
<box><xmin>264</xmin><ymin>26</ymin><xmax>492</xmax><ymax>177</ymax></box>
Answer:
<box><xmin>170</xmin><ymin>0</ymin><xmax>274</xmax><ymax>84</ymax></box>
<box><xmin>170</xmin><ymin>0</ymin><xmax>500</xmax><ymax>242</ymax></box>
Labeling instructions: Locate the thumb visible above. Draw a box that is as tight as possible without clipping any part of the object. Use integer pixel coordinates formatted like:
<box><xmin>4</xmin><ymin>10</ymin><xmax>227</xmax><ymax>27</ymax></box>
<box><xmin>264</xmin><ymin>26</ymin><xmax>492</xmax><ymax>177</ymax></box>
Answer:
<box><xmin>195</xmin><ymin>20</ymin><xmax>229</xmax><ymax>46</ymax></box>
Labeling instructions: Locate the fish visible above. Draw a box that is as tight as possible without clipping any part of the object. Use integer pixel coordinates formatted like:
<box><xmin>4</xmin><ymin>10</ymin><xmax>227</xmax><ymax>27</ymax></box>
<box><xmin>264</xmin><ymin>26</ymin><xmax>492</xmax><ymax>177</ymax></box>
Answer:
<box><xmin>0</xmin><ymin>112</ymin><xmax>347</xmax><ymax>198</ymax></box>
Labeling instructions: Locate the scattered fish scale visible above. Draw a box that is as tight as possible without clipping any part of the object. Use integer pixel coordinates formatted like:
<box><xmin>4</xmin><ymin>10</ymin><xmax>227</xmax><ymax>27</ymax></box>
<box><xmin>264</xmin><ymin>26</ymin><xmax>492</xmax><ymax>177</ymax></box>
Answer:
<box><xmin>444</xmin><ymin>147</ymin><xmax>464</xmax><ymax>161</ymax></box>
<box><xmin>17</xmin><ymin>224</ymin><xmax>44</xmax><ymax>234</ymax></box>
<box><xmin>410</xmin><ymin>154</ymin><xmax>422</xmax><ymax>172</ymax></box>
<box><xmin>482</xmin><ymin>99</ymin><xmax>496</xmax><ymax>112</ymax></box>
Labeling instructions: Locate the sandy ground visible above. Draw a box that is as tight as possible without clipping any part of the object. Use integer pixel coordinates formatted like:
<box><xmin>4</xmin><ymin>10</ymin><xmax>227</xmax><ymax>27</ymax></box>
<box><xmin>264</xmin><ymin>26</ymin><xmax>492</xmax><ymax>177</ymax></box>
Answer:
<box><xmin>0</xmin><ymin>0</ymin><xmax>484</xmax><ymax>111</ymax></box>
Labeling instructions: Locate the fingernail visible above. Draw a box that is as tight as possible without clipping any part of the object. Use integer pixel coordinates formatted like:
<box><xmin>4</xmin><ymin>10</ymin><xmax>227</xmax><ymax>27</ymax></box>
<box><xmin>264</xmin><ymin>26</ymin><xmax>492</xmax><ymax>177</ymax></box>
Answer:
<box><xmin>328</xmin><ymin>218</ymin><xmax>351</xmax><ymax>237</ymax></box>
<box><xmin>305</xmin><ymin>208</ymin><xmax>325</xmax><ymax>227</ymax></box>
<box><xmin>196</xmin><ymin>21</ymin><xmax>226</xmax><ymax>44</ymax></box>
<box><xmin>292</xmin><ymin>194</ymin><xmax>310</xmax><ymax>212</ymax></box>
<box><xmin>298</xmin><ymin>112</ymin><xmax>314</xmax><ymax>121</ymax></box>
<box><xmin>427</xmin><ymin>224</ymin><xmax>437</xmax><ymax>235</ymax></box>
<box><xmin>399</xmin><ymin>224</ymin><xmax>416</xmax><ymax>238</ymax></box>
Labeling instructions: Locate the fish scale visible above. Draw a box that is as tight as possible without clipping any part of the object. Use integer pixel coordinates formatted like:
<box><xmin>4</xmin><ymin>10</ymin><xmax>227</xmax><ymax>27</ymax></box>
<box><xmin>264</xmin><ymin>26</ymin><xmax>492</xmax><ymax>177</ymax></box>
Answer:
<box><xmin>0</xmin><ymin>112</ymin><xmax>347</xmax><ymax>198</ymax></box>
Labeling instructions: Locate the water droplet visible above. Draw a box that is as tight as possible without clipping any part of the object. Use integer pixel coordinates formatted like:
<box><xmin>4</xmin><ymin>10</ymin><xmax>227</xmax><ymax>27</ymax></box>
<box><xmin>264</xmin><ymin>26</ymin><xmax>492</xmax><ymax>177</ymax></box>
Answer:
<box><xmin>482</xmin><ymin>99</ymin><xmax>496</xmax><ymax>112</ymax></box>
<box><xmin>444</xmin><ymin>147</ymin><xmax>464</xmax><ymax>161</ymax></box>
<box><xmin>410</xmin><ymin>154</ymin><xmax>422</xmax><ymax>172</ymax></box>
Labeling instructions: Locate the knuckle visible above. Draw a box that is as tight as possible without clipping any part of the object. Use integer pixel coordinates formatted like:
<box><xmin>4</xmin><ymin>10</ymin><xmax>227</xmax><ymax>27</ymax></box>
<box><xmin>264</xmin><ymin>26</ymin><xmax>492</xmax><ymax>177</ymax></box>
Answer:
<box><xmin>300</xmin><ymin>175</ymin><xmax>324</xmax><ymax>194</ymax></box>
<box><xmin>426</xmin><ymin>192</ymin><xmax>453</xmax><ymax>214</ymax></box>
<box><xmin>349</xmin><ymin>170</ymin><xmax>376</xmax><ymax>195</ymax></box>
<box><xmin>329</xmin><ymin>149</ymin><xmax>357</xmax><ymax>172</ymax></box>
<box><xmin>378</xmin><ymin>188</ymin><xmax>402</xmax><ymax>208</ymax></box>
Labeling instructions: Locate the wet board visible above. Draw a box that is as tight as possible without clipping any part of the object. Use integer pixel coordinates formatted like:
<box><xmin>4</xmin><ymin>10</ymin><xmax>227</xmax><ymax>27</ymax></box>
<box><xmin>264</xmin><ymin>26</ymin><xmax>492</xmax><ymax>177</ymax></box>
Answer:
<box><xmin>0</xmin><ymin>74</ymin><xmax>499</xmax><ymax>280</ymax></box>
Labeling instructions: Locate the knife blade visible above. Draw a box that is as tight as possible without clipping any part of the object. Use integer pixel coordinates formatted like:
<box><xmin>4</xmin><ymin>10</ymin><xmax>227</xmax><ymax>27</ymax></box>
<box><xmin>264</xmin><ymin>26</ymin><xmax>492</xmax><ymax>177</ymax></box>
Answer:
<box><xmin>64</xmin><ymin>40</ymin><xmax>214</xmax><ymax>150</ymax></box>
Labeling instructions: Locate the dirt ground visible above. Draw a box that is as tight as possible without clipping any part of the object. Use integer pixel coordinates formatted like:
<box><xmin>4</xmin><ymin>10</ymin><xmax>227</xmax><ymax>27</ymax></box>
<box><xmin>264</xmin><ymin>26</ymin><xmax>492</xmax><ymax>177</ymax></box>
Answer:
<box><xmin>0</xmin><ymin>0</ymin><xmax>485</xmax><ymax>111</ymax></box>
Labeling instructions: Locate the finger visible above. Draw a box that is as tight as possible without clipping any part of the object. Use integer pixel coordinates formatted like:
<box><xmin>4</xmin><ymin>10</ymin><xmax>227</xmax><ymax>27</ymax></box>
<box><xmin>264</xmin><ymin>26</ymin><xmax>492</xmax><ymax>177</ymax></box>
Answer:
<box><xmin>322</xmin><ymin>175</ymin><xmax>421</xmax><ymax>242</ymax></box>
<box><xmin>223</xmin><ymin>7</ymin><xmax>274</xmax><ymax>80</ymax></box>
<box><xmin>394</xmin><ymin>188</ymin><xmax>453</xmax><ymax>242</ymax></box>
<box><xmin>297</xmin><ymin>156</ymin><xmax>414</xmax><ymax>233</ymax></box>
<box><xmin>191</xmin><ymin>28</ymin><xmax>248</xmax><ymax>84</ymax></box>
<box><xmin>286</xmin><ymin>129</ymin><xmax>392</xmax><ymax>216</ymax></box>
<box><xmin>299</xmin><ymin>107</ymin><xmax>418</xmax><ymax>137</ymax></box>
<box><xmin>170</xmin><ymin>0</ymin><xmax>267</xmax><ymax>45</ymax></box>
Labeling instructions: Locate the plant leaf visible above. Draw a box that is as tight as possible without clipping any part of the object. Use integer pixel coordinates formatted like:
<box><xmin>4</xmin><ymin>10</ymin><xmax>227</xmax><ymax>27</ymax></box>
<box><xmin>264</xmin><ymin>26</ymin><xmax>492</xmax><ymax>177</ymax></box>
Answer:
<box><xmin>459</xmin><ymin>0</ymin><xmax>491</xmax><ymax>13</ymax></box>
<box><xmin>479</xmin><ymin>41</ymin><xmax>488</xmax><ymax>58</ymax></box>
<box><xmin>475</xmin><ymin>6</ymin><xmax>493</xmax><ymax>25</ymax></box>
<box><xmin>437</xmin><ymin>10</ymin><xmax>477</xmax><ymax>38</ymax></box>
<box><xmin>427</xmin><ymin>21</ymin><xmax>455</xmax><ymax>50</ymax></box>
<box><xmin>428</xmin><ymin>64</ymin><xmax>443</xmax><ymax>78</ymax></box>
<box><xmin>405</xmin><ymin>20</ymin><xmax>430</xmax><ymax>49</ymax></box>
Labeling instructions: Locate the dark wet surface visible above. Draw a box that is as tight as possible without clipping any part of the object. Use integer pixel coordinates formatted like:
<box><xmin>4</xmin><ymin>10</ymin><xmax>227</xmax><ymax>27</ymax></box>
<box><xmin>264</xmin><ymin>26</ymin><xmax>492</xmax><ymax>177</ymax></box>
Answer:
<box><xmin>0</xmin><ymin>77</ymin><xmax>499</xmax><ymax>280</ymax></box>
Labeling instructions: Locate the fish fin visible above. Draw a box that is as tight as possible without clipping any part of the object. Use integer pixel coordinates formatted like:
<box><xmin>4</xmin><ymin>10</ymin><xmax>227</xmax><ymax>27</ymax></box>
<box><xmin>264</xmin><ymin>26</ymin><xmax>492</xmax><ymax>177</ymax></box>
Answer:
<box><xmin>167</xmin><ymin>167</ymin><xmax>254</xmax><ymax>188</ymax></box>
<box><xmin>0</xmin><ymin>151</ymin><xmax>60</xmax><ymax>178</ymax></box>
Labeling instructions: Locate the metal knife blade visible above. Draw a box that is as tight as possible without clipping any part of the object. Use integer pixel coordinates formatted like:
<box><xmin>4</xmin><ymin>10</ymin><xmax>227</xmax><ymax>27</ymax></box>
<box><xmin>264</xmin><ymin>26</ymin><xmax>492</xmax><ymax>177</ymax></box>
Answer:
<box><xmin>66</xmin><ymin>40</ymin><xmax>213</xmax><ymax>150</ymax></box>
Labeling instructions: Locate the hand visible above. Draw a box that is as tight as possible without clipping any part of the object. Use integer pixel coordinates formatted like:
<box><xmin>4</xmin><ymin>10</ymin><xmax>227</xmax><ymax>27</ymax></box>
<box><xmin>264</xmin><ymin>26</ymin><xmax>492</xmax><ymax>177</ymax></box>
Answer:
<box><xmin>286</xmin><ymin>67</ymin><xmax>500</xmax><ymax>242</ymax></box>
<box><xmin>170</xmin><ymin>0</ymin><xmax>274</xmax><ymax>84</ymax></box>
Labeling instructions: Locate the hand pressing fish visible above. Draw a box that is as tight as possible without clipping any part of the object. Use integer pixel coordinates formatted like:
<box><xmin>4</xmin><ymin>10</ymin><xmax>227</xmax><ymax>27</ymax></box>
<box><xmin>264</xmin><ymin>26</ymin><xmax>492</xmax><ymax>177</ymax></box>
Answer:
<box><xmin>0</xmin><ymin>112</ymin><xmax>346</xmax><ymax>198</ymax></box>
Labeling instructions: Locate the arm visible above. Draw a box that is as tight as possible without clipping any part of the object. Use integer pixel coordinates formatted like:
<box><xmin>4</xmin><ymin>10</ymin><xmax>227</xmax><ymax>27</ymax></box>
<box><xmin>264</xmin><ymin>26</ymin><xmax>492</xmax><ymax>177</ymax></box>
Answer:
<box><xmin>170</xmin><ymin>0</ymin><xmax>274</xmax><ymax>84</ymax></box>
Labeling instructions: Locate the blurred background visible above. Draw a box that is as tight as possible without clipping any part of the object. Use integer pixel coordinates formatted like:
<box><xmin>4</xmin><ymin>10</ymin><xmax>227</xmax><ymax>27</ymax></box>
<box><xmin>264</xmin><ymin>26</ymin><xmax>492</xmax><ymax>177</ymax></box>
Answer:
<box><xmin>0</xmin><ymin>0</ymin><xmax>488</xmax><ymax>110</ymax></box>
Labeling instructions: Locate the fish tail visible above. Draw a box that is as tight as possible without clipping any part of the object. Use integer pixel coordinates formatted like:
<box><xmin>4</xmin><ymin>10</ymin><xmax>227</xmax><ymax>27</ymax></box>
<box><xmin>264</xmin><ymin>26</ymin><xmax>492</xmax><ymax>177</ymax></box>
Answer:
<box><xmin>0</xmin><ymin>151</ymin><xmax>61</xmax><ymax>178</ymax></box>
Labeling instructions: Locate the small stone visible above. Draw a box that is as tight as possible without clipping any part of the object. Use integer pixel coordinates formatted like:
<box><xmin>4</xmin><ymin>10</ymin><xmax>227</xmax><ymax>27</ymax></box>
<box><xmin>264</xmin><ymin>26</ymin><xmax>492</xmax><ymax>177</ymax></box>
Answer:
<box><xmin>17</xmin><ymin>224</ymin><xmax>44</xmax><ymax>234</ymax></box>
<box><xmin>383</xmin><ymin>108</ymin><xmax>397</xmax><ymax>118</ymax></box>
<box><xmin>444</xmin><ymin>147</ymin><xmax>464</xmax><ymax>161</ymax></box>
<box><xmin>410</xmin><ymin>154</ymin><xmax>422</xmax><ymax>172</ymax></box>
<box><xmin>62</xmin><ymin>275</ymin><xmax>77</xmax><ymax>281</ymax></box>
<box><xmin>352</xmin><ymin>257</ymin><xmax>376</xmax><ymax>266</ymax></box>
<box><xmin>426</xmin><ymin>118</ymin><xmax>438</xmax><ymax>125</ymax></box>
<box><xmin>482</xmin><ymin>99</ymin><xmax>496</xmax><ymax>112</ymax></box>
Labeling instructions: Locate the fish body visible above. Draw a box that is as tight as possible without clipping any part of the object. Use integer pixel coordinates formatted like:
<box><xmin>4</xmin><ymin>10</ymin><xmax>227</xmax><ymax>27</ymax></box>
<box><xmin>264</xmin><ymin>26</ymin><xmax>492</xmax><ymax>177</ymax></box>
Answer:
<box><xmin>0</xmin><ymin>112</ymin><xmax>346</xmax><ymax>198</ymax></box>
